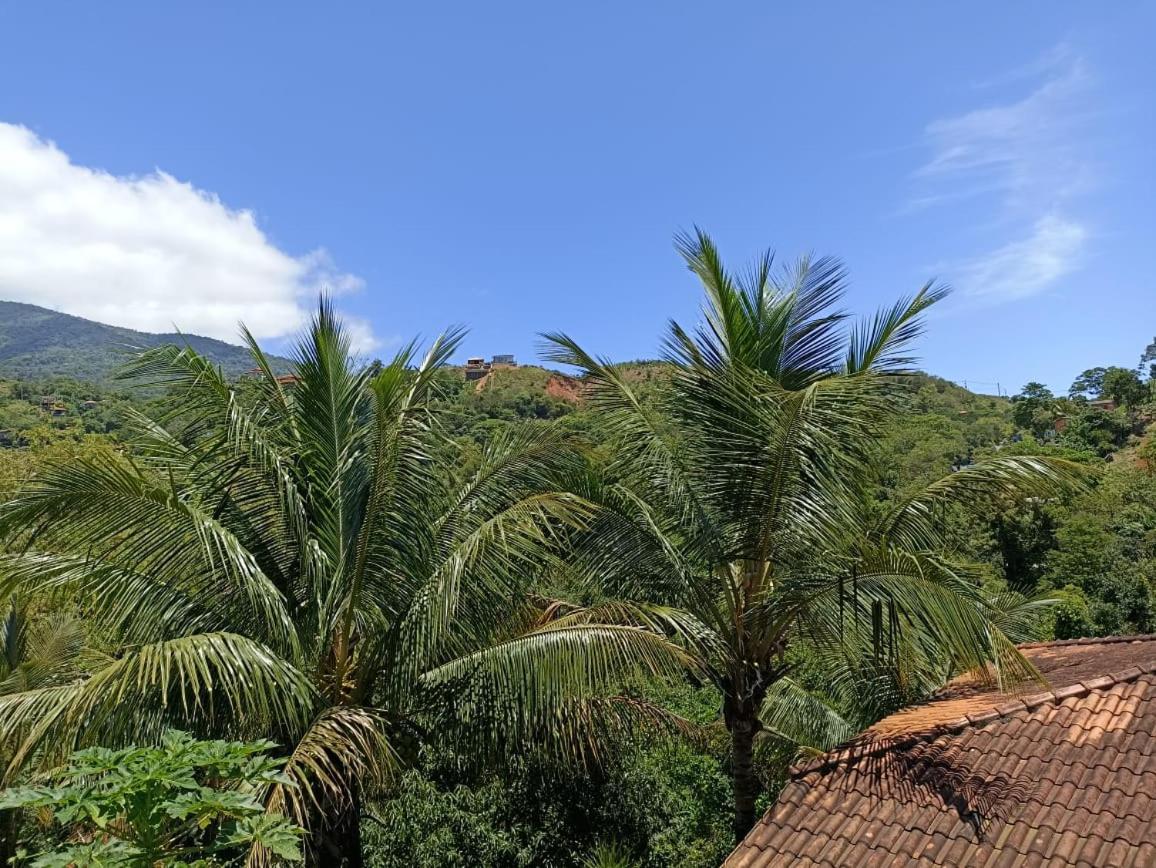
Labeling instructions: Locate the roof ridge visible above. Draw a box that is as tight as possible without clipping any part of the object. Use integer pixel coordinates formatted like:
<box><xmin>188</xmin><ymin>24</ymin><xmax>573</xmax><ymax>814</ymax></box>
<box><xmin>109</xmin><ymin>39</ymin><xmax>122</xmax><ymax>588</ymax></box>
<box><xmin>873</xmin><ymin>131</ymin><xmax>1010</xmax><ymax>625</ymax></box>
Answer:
<box><xmin>1015</xmin><ymin>633</ymin><xmax>1156</xmax><ymax>650</ymax></box>
<box><xmin>788</xmin><ymin>658</ymin><xmax>1156</xmax><ymax>781</ymax></box>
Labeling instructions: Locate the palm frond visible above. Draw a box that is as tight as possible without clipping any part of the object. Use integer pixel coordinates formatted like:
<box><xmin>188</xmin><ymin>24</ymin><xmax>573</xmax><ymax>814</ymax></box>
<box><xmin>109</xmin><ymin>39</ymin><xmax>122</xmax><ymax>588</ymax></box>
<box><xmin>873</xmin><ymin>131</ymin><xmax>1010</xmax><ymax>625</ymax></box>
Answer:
<box><xmin>0</xmin><ymin>632</ymin><xmax>315</xmax><ymax>779</ymax></box>
<box><xmin>396</xmin><ymin>490</ymin><xmax>595</xmax><ymax>677</ymax></box>
<box><xmin>872</xmin><ymin>455</ymin><xmax>1088</xmax><ymax>551</ymax></box>
<box><xmin>758</xmin><ymin>677</ymin><xmax>853</xmax><ymax>756</ymax></box>
<box><xmin>255</xmin><ymin>706</ymin><xmax>404</xmax><ymax>865</ymax></box>
<box><xmin>534</xmin><ymin>598</ymin><xmax>725</xmax><ymax>671</ymax></box>
<box><xmin>843</xmin><ymin>282</ymin><xmax>949</xmax><ymax>375</ymax></box>
<box><xmin>0</xmin><ymin>456</ymin><xmax>300</xmax><ymax>658</ymax></box>
<box><xmin>540</xmin><ymin>332</ymin><xmax>726</xmax><ymax>566</ymax></box>
<box><xmin>788</xmin><ymin>547</ymin><xmax>1041</xmax><ymax>691</ymax></box>
<box><xmin>0</xmin><ymin>609</ymin><xmax>86</xmax><ymax>695</ymax></box>
<box><xmin>670</xmin><ymin>228</ymin><xmax>850</xmax><ymax>385</ymax></box>
<box><xmin>419</xmin><ymin>623</ymin><xmax>695</xmax><ymax>766</ymax></box>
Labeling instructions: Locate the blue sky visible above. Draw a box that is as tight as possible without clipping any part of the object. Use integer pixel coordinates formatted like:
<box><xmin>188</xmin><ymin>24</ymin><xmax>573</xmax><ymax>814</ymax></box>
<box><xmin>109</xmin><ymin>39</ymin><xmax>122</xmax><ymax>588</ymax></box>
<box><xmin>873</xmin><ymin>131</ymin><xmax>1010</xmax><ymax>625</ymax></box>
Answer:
<box><xmin>1</xmin><ymin>2</ymin><xmax>1153</xmax><ymax>394</ymax></box>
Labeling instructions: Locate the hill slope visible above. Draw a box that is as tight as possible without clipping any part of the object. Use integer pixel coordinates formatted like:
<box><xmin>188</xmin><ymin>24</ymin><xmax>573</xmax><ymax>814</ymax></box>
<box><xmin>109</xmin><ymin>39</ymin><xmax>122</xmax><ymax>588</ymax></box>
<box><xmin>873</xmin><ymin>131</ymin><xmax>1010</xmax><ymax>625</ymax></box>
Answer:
<box><xmin>0</xmin><ymin>301</ymin><xmax>287</xmax><ymax>382</ymax></box>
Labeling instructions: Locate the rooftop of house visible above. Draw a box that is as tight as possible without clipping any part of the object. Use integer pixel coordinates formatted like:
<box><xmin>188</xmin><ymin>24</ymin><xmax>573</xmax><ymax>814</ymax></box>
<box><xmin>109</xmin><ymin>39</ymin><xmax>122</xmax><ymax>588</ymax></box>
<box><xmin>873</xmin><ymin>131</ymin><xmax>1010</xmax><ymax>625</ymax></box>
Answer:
<box><xmin>725</xmin><ymin>635</ymin><xmax>1156</xmax><ymax>868</ymax></box>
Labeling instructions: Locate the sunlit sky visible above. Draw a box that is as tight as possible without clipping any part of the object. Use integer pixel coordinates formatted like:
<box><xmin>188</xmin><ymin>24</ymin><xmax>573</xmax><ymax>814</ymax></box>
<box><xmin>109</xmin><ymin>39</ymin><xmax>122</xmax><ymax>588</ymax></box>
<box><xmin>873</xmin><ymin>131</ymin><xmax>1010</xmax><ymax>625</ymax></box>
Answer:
<box><xmin>2</xmin><ymin>2</ymin><xmax>1153</xmax><ymax>393</ymax></box>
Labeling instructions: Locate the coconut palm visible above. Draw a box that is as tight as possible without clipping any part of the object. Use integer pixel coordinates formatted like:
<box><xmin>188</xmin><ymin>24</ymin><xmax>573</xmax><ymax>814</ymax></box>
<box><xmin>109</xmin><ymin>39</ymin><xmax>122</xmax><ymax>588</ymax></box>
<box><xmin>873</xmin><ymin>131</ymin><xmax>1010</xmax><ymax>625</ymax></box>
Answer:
<box><xmin>543</xmin><ymin>229</ymin><xmax>1082</xmax><ymax>840</ymax></box>
<box><xmin>0</xmin><ymin>302</ymin><xmax>687</xmax><ymax>865</ymax></box>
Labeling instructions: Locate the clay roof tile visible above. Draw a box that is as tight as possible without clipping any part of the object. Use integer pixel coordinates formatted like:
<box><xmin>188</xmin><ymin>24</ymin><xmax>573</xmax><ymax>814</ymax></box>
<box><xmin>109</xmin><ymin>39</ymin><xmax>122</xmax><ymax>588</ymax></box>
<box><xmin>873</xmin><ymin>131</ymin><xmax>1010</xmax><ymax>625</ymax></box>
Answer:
<box><xmin>725</xmin><ymin>636</ymin><xmax>1156</xmax><ymax>867</ymax></box>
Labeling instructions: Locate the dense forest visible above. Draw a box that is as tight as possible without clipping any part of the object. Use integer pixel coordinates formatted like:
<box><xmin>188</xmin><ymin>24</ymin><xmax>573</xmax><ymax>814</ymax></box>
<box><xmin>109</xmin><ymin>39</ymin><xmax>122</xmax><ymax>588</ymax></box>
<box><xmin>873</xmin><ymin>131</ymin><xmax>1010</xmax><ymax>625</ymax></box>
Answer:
<box><xmin>0</xmin><ymin>242</ymin><xmax>1153</xmax><ymax>867</ymax></box>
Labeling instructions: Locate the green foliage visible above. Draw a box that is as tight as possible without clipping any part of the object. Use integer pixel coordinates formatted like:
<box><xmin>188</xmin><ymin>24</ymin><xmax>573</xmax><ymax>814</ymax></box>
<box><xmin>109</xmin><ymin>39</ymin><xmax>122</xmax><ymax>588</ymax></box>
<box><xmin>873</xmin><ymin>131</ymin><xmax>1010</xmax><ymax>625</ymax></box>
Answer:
<box><xmin>0</xmin><ymin>270</ymin><xmax>1152</xmax><ymax>867</ymax></box>
<box><xmin>1139</xmin><ymin>337</ymin><xmax>1156</xmax><ymax>383</ymax></box>
<box><xmin>1037</xmin><ymin>463</ymin><xmax>1156</xmax><ymax>636</ymax></box>
<box><xmin>362</xmin><ymin>730</ymin><xmax>732</xmax><ymax>868</ymax></box>
<box><xmin>870</xmin><ymin>374</ymin><xmax>1012</xmax><ymax>500</ymax></box>
<box><xmin>1139</xmin><ymin>436</ymin><xmax>1156</xmax><ymax>475</ymax></box>
<box><xmin>1058</xmin><ymin>407</ymin><xmax>1133</xmax><ymax>456</ymax></box>
<box><xmin>1069</xmin><ymin>368</ymin><xmax>1107</xmax><ymax>400</ymax></box>
<box><xmin>1101</xmin><ymin>366</ymin><xmax>1147</xmax><ymax>408</ymax></box>
<box><xmin>0</xmin><ymin>302</ymin><xmax>688</xmax><ymax>864</ymax></box>
<box><xmin>1010</xmin><ymin>382</ymin><xmax>1057</xmax><ymax>438</ymax></box>
<box><xmin>0</xmin><ymin>730</ymin><xmax>302</xmax><ymax>866</ymax></box>
<box><xmin>1</xmin><ymin>606</ymin><xmax>87</xmax><ymax>697</ymax></box>
<box><xmin>582</xmin><ymin>842</ymin><xmax>639</xmax><ymax>868</ymax></box>
<box><xmin>0</xmin><ymin>429</ymin><xmax>121</xmax><ymax>503</ymax></box>
<box><xmin>1049</xmin><ymin>586</ymin><xmax>1096</xmax><ymax>640</ymax></box>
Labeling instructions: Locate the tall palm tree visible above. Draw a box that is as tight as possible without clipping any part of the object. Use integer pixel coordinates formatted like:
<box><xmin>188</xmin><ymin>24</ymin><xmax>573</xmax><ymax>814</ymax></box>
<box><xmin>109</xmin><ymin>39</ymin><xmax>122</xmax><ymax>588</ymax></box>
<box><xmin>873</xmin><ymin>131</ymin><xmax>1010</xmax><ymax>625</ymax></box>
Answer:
<box><xmin>0</xmin><ymin>302</ymin><xmax>687</xmax><ymax>865</ymax></box>
<box><xmin>543</xmin><ymin>229</ymin><xmax>1082</xmax><ymax>840</ymax></box>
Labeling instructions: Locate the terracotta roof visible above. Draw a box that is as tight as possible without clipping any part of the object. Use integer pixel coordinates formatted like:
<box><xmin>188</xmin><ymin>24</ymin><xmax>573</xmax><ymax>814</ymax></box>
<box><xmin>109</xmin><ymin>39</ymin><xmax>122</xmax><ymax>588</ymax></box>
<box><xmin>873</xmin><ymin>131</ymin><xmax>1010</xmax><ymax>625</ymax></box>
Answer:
<box><xmin>726</xmin><ymin>636</ymin><xmax>1156</xmax><ymax>868</ymax></box>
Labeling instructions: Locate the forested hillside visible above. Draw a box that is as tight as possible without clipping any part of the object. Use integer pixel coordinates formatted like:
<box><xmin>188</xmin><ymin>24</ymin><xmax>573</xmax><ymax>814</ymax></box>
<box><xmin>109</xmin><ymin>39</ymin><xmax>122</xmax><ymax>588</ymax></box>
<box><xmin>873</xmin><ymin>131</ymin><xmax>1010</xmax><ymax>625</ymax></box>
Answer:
<box><xmin>0</xmin><ymin>295</ymin><xmax>1153</xmax><ymax>867</ymax></box>
<box><xmin>0</xmin><ymin>300</ymin><xmax>289</xmax><ymax>382</ymax></box>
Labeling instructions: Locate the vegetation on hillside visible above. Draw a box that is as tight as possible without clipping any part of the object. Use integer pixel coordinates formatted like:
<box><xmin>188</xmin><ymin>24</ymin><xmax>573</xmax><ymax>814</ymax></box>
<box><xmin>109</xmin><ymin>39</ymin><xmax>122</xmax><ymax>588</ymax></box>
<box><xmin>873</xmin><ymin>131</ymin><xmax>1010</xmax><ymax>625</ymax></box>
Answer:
<box><xmin>0</xmin><ymin>266</ymin><xmax>1151</xmax><ymax>865</ymax></box>
<box><xmin>0</xmin><ymin>300</ymin><xmax>290</xmax><ymax>383</ymax></box>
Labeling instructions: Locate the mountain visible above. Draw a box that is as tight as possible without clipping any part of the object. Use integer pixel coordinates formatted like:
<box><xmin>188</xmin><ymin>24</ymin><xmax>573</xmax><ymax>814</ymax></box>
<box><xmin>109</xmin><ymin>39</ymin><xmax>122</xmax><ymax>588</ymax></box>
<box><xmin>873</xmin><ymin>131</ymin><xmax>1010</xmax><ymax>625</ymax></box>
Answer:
<box><xmin>0</xmin><ymin>301</ymin><xmax>288</xmax><ymax>382</ymax></box>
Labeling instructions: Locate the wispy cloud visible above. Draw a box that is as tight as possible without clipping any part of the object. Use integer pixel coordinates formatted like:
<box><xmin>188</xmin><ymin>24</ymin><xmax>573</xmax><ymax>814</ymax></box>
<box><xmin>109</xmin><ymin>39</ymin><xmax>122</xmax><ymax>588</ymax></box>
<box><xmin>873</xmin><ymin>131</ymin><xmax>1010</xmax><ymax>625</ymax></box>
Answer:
<box><xmin>950</xmin><ymin>215</ymin><xmax>1087</xmax><ymax>303</ymax></box>
<box><xmin>908</xmin><ymin>46</ymin><xmax>1098</xmax><ymax>303</ymax></box>
<box><xmin>915</xmin><ymin>50</ymin><xmax>1093</xmax><ymax>209</ymax></box>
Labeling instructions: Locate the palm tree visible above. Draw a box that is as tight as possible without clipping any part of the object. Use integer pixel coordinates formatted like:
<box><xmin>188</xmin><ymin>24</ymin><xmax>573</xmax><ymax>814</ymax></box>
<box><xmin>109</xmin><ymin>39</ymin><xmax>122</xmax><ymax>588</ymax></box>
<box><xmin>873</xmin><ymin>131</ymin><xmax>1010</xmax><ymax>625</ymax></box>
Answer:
<box><xmin>0</xmin><ymin>302</ymin><xmax>687</xmax><ymax>865</ymax></box>
<box><xmin>543</xmin><ymin>229</ymin><xmax>1082</xmax><ymax>841</ymax></box>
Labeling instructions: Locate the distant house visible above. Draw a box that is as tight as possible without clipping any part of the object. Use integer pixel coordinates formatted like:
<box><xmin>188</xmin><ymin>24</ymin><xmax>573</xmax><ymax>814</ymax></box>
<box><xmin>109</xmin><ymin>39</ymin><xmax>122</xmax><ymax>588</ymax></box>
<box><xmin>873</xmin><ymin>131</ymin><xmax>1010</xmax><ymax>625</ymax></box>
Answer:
<box><xmin>1053</xmin><ymin>415</ymin><xmax>1070</xmax><ymax>434</ymax></box>
<box><xmin>241</xmin><ymin>368</ymin><xmax>300</xmax><ymax>387</ymax></box>
<box><xmin>725</xmin><ymin>635</ymin><xmax>1156</xmax><ymax>867</ymax></box>
<box><xmin>465</xmin><ymin>357</ymin><xmax>491</xmax><ymax>381</ymax></box>
<box><xmin>49</xmin><ymin>404</ymin><xmax>67</xmax><ymax>417</ymax></box>
<box><xmin>81</xmin><ymin>400</ymin><xmax>99</xmax><ymax>411</ymax></box>
<box><xmin>464</xmin><ymin>355</ymin><xmax>515</xmax><ymax>380</ymax></box>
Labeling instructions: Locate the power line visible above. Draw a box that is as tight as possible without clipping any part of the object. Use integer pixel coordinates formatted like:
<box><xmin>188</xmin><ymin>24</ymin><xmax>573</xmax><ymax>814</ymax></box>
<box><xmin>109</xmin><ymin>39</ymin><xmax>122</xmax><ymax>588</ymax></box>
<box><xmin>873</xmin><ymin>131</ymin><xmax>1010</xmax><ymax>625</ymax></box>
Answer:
<box><xmin>945</xmin><ymin>378</ymin><xmax>1004</xmax><ymax>397</ymax></box>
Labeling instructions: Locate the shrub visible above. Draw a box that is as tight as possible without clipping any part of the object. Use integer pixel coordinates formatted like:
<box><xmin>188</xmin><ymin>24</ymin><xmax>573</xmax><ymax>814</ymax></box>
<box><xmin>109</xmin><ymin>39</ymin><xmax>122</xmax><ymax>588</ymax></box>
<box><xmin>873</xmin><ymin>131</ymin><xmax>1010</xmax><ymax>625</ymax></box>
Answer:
<box><xmin>0</xmin><ymin>730</ymin><xmax>302</xmax><ymax>867</ymax></box>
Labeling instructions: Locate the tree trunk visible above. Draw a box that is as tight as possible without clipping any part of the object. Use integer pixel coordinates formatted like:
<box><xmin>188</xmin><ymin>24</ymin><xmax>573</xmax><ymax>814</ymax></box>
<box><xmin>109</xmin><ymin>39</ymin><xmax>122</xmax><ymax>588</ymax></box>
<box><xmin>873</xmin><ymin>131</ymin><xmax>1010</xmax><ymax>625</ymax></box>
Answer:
<box><xmin>730</xmin><ymin>715</ymin><xmax>760</xmax><ymax>842</ymax></box>
<box><xmin>308</xmin><ymin>783</ymin><xmax>364</xmax><ymax>868</ymax></box>
<box><xmin>0</xmin><ymin>808</ymin><xmax>17</xmax><ymax>867</ymax></box>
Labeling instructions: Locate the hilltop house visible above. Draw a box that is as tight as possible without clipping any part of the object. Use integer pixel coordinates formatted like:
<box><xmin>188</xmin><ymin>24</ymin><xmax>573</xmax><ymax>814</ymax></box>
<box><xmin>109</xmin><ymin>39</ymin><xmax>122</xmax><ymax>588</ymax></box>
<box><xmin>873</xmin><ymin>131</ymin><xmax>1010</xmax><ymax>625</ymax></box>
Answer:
<box><xmin>726</xmin><ymin>635</ymin><xmax>1156</xmax><ymax>867</ymax></box>
<box><xmin>464</xmin><ymin>355</ymin><xmax>515</xmax><ymax>381</ymax></box>
<box><xmin>465</xmin><ymin>357</ymin><xmax>490</xmax><ymax>381</ymax></box>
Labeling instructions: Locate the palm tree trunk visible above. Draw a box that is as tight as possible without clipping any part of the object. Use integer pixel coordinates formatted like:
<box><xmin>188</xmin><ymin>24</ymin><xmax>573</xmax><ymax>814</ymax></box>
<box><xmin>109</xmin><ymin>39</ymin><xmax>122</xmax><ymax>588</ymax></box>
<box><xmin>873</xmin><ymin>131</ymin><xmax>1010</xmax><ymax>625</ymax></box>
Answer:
<box><xmin>730</xmin><ymin>715</ymin><xmax>760</xmax><ymax>842</ymax></box>
<box><xmin>308</xmin><ymin>784</ymin><xmax>364</xmax><ymax>868</ymax></box>
<box><xmin>0</xmin><ymin>807</ymin><xmax>17</xmax><ymax>867</ymax></box>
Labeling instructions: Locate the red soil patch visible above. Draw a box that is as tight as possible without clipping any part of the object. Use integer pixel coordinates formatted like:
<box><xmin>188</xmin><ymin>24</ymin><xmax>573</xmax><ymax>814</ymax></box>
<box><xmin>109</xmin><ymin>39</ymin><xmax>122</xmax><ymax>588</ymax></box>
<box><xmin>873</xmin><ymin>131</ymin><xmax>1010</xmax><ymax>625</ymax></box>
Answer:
<box><xmin>545</xmin><ymin>374</ymin><xmax>584</xmax><ymax>404</ymax></box>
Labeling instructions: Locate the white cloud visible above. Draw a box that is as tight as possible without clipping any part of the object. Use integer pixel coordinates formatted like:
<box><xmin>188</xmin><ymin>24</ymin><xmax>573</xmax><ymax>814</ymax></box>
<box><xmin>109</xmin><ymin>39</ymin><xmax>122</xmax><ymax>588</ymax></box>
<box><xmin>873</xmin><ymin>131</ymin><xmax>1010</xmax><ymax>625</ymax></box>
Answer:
<box><xmin>951</xmin><ymin>215</ymin><xmax>1087</xmax><ymax>302</ymax></box>
<box><xmin>0</xmin><ymin>123</ymin><xmax>373</xmax><ymax>346</ymax></box>
<box><xmin>908</xmin><ymin>48</ymin><xmax>1098</xmax><ymax>303</ymax></box>
<box><xmin>914</xmin><ymin>50</ymin><xmax>1094</xmax><ymax>211</ymax></box>
<box><xmin>343</xmin><ymin>315</ymin><xmax>384</xmax><ymax>355</ymax></box>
